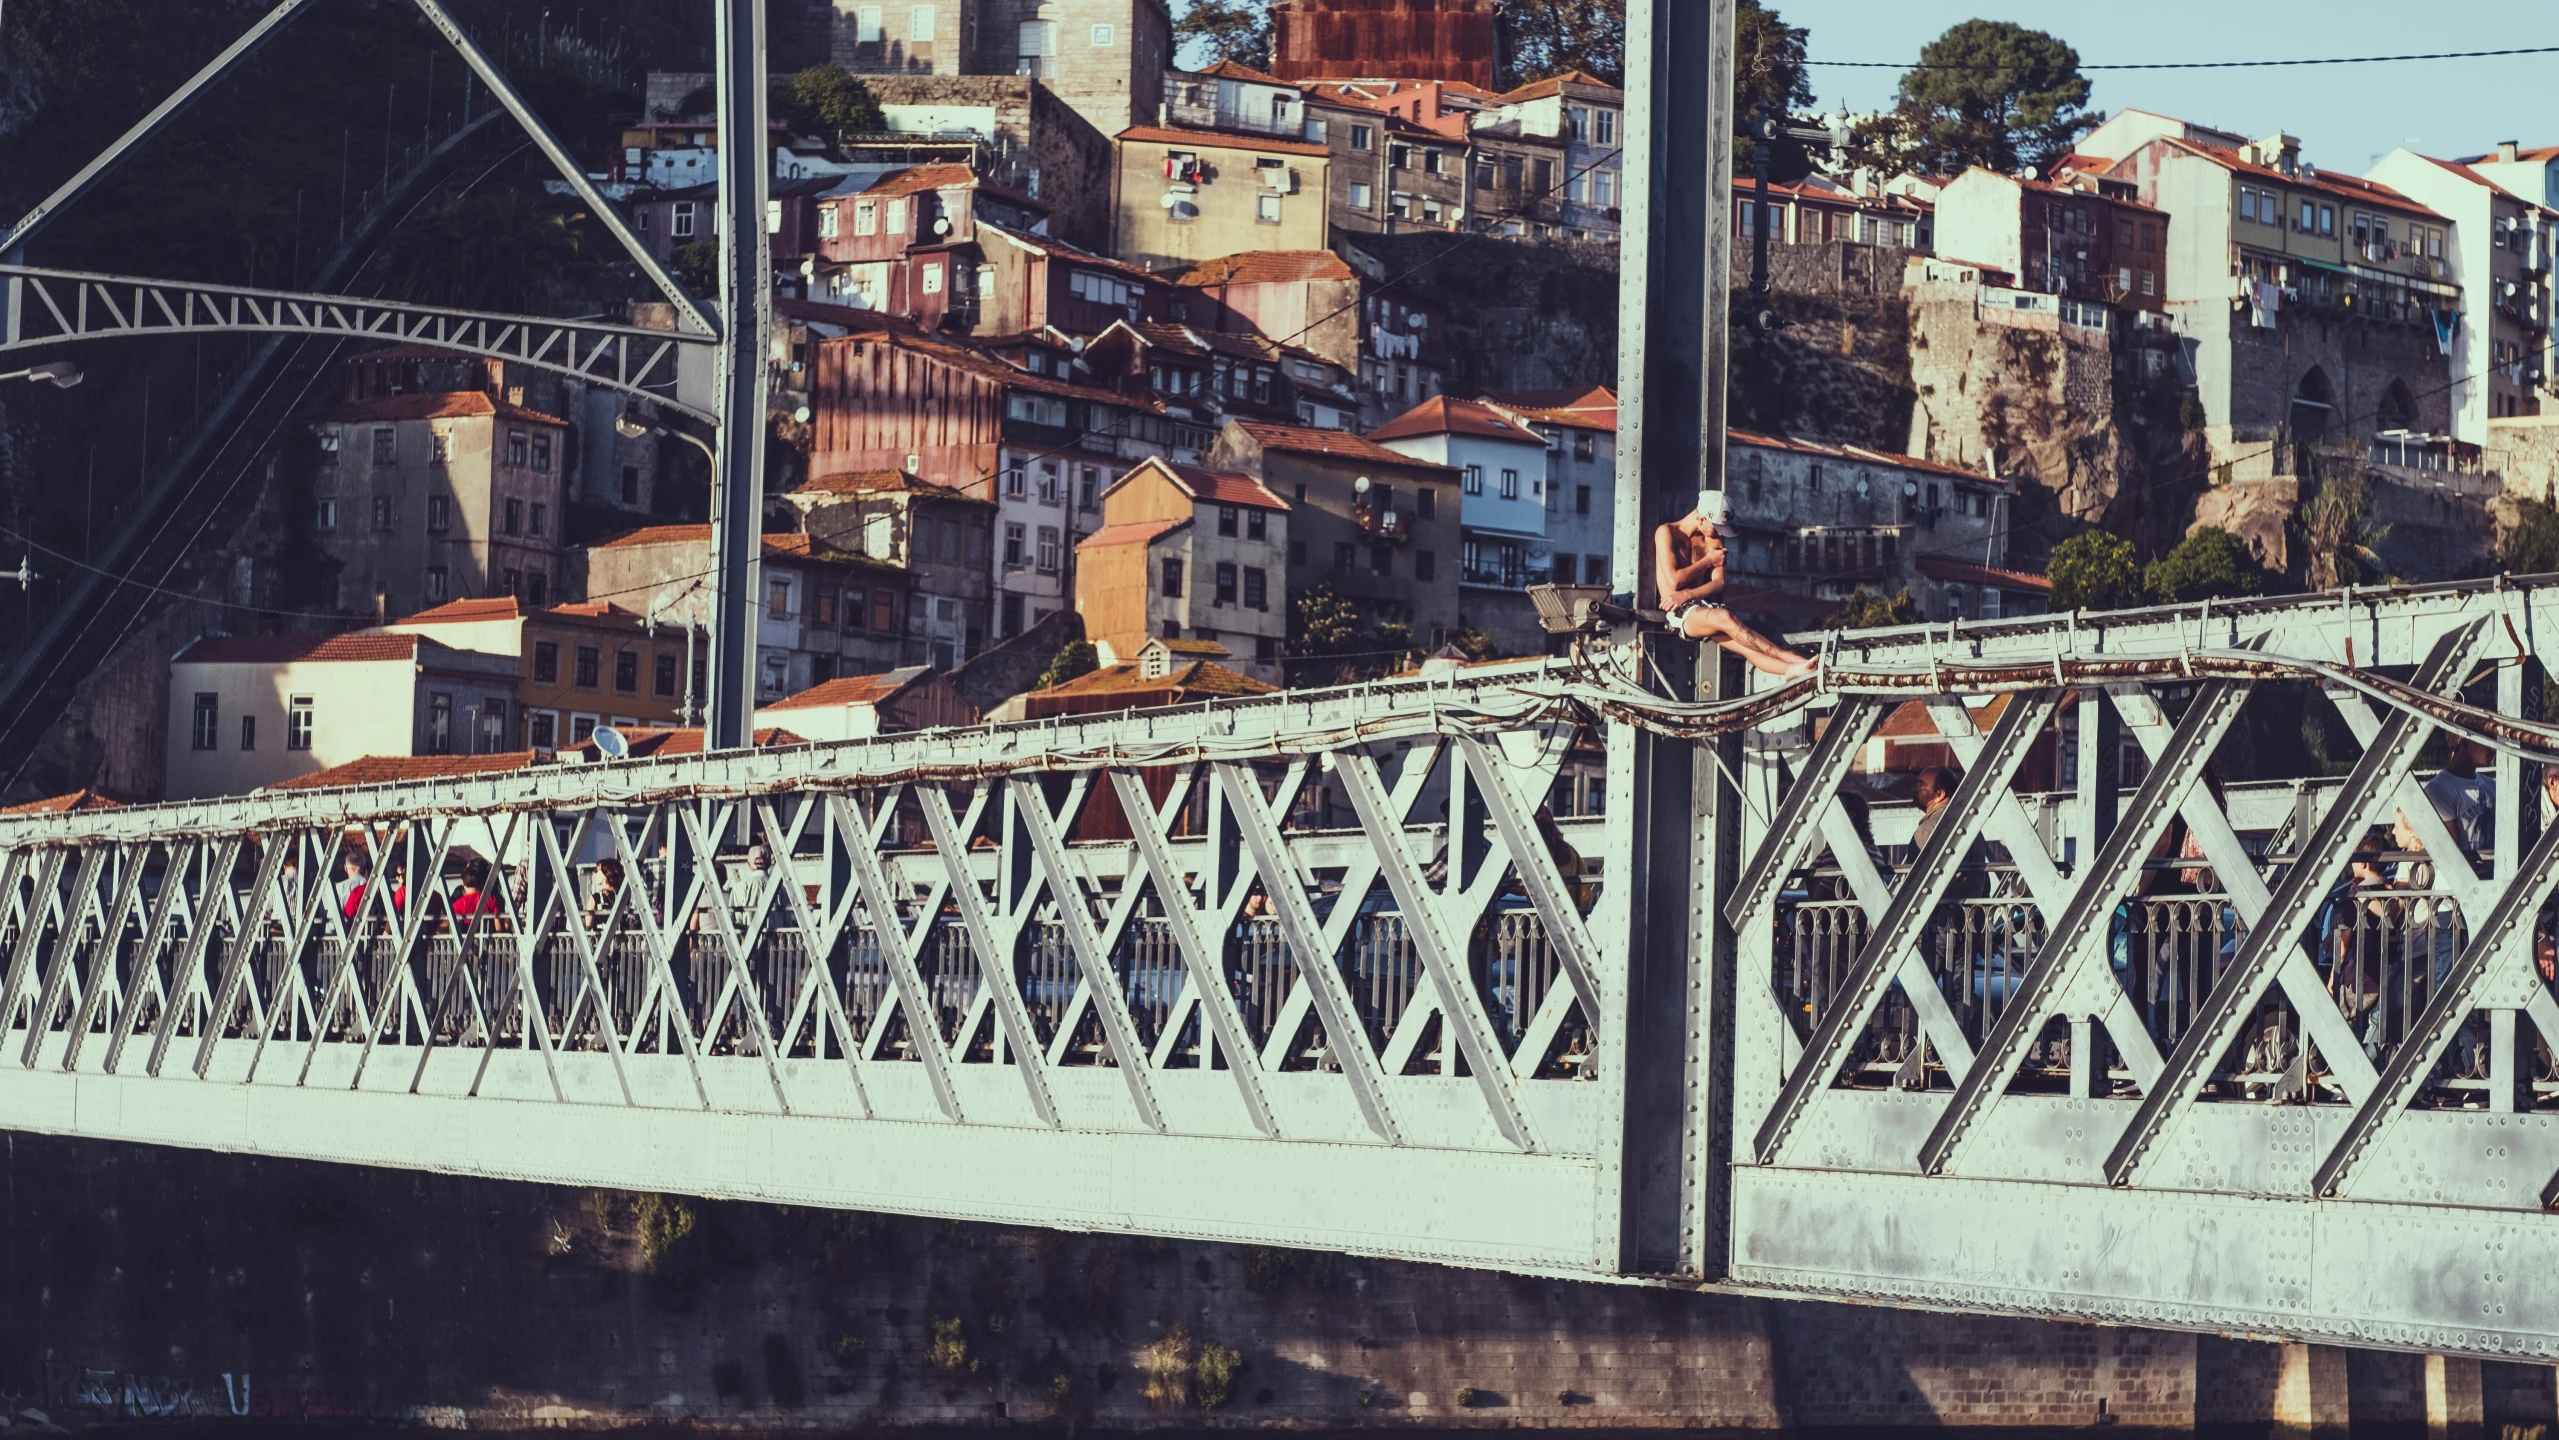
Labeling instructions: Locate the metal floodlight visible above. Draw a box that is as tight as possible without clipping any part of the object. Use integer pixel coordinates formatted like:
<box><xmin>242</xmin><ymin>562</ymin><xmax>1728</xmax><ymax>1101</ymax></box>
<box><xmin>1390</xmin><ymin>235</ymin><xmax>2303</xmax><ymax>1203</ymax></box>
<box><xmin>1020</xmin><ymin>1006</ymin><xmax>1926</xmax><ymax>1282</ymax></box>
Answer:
<box><xmin>2</xmin><ymin>360</ymin><xmax>82</xmax><ymax>388</ymax></box>
<box><xmin>615</xmin><ymin>412</ymin><xmax>658</xmax><ymax>440</ymax></box>
<box><xmin>1528</xmin><ymin>583</ymin><xmax>1615</xmax><ymax>634</ymax></box>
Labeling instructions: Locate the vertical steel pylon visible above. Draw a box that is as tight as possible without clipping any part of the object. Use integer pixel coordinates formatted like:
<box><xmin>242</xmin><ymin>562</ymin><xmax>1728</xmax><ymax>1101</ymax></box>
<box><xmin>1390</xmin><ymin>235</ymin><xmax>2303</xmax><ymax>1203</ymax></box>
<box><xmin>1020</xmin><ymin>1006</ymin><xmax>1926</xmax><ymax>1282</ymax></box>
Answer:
<box><xmin>708</xmin><ymin>0</ymin><xmax>773</xmax><ymax>750</ymax></box>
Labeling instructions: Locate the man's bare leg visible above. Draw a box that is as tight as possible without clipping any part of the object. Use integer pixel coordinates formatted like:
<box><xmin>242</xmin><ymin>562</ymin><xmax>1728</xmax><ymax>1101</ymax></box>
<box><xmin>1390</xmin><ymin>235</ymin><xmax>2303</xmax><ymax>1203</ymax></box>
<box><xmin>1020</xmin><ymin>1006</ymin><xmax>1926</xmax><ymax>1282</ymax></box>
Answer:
<box><xmin>1678</xmin><ymin>605</ymin><xmax>1816</xmax><ymax>679</ymax></box>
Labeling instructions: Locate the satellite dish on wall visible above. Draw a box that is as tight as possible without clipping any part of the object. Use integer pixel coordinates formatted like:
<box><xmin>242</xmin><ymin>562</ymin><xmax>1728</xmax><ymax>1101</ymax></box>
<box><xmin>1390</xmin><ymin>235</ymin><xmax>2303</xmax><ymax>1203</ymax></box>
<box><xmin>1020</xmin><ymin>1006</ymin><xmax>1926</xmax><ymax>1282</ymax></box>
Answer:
<box><xmin>592</xmin><ymin>726</ymin><xmax>630</xmax><ymax>760</ymax></box>
<box><xmin>934</xmin><ymin>216</ymin><xmax>953</xmax><ymax>235</ymax></box>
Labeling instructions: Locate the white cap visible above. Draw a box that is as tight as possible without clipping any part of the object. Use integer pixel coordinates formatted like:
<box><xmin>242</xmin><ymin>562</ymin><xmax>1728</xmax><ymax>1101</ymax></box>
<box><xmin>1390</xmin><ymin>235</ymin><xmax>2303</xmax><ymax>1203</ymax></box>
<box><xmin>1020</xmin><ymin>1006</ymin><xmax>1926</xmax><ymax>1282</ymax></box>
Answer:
<box><xmin>1698</xmin><ymin>490</ymin><xmax>1737</xmax><ymax>536</ymax></box>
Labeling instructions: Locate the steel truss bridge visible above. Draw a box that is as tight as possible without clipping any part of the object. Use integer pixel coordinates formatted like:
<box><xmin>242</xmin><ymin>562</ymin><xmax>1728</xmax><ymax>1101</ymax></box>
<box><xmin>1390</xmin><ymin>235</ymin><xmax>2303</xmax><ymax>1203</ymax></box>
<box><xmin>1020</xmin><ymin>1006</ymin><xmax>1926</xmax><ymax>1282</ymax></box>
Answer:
<box><xmin>0</xmin><ymin>579</ymin><xmax>2550</xmax><ymax>1355</ymax></box>
<box><xmin>7</xmin><ymin>0</ymin><xmax>2559</xmax><ymax>1361</ymax></box>
<box><xmin>0</xmin><ymin>266</ymin><xmax>712</xmax><ymax>423</ymax></box>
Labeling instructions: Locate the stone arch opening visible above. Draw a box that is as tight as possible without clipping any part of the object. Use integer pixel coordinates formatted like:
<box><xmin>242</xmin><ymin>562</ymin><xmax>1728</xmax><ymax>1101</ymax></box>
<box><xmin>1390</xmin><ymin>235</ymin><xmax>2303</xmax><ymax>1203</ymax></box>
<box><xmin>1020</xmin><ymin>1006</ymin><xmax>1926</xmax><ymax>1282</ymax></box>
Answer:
<box><xmin>2376</xmin><ymin>378</ymin><xmax>2418</xmax><ymax>434</ymax></box>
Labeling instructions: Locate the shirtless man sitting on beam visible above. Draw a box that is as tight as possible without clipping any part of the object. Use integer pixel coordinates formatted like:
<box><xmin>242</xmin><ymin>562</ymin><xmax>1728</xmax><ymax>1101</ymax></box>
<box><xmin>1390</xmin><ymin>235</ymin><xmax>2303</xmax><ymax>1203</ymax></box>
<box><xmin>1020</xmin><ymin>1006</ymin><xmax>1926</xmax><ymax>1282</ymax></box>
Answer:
<box><xmin>1652</xmin><ymin>491</ymin><xmax>1817</xmax><ymax>679</ymax></box>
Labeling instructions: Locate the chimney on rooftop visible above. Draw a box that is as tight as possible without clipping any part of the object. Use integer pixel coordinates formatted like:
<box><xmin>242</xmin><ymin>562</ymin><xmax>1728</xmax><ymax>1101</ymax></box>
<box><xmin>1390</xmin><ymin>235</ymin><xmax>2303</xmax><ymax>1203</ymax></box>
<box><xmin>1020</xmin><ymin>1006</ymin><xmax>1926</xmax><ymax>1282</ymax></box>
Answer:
<box><xmin>2500</xmin><ymin>140</ymin><xmax>2522</xmax><ymax>164</ymax></box>
<box><xmin>2250</xmin><ymin>133</ymin><xmax>2300</xmax><ymax>176</ymax></box>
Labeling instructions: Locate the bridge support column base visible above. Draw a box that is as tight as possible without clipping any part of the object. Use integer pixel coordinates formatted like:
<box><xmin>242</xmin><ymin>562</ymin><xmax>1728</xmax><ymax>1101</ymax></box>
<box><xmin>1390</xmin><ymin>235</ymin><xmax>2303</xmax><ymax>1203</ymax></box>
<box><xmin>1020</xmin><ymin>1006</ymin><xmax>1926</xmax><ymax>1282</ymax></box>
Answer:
<box><xmin>2424</xmin><ymin>1354</ymin><xmax>2483</xmax><ymax>1440</ymax></box>
<box><xmin>2273</xmin><ymin>1342</ymin><xmax>2352</xmax><ymax>1439</ymax></box>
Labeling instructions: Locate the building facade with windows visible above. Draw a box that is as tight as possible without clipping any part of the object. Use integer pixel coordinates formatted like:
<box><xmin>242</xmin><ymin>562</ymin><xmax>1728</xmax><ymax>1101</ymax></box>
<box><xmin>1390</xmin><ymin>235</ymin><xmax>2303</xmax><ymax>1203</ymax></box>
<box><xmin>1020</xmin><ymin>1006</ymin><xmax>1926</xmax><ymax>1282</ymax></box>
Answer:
<box><xmin>774</xmin><ymin>469</ymin><xmax>995</xmax><ymax>668</ymax></box>
<box><xmin>1721</xmin><ymin>431</ymin><xmax>2022</xmax><ymax>628</ymax></box>
<box><xmin>1482</xmin><ymin>383</ymin><xmax>1618</xmax><ymax>598</ymax></box>
<box><xmin>1469</xmin><ymin>70</ymin><xmax>1623</xmax><ymax>239</ymax></box>
<box><xmin>306</xmin><ymin>392</ymin><xmax>569</xmax><ymax>621</ymax></box>
<box><xmin>1072</xmin><ymin>456</ymin><xmax>1290</xmax><ymax>683</ymax></box>
<box><xmin>164</xmin><ymin>633</ymin><xmax>518</xmax><ymax>800</ymax></box>
<box><xmin>2099</xmin><ymin>127</ymin><xmax>2460</xmax><ymax>489</ymax></box>
<box><xmin>1929</xmin><ymin>168</ymin><xmax>2170</xmax><ymax>315</ymax></box>
<box><xmin>1367</xmin><ymin>395</ymin><xmax>1552</xmax><ymax>655</ymax></box>
<box><xmin>1110</xmin><ymin>124</ymin><xmax>1330</xmax><ymax>272</ymax></box>
<box><xmin>380</xmin><ymin>596</ymin><xmax>704</xmax><ymax>751</ymax></box>
<box><xmin>577</xmin><ymin>525</ymin><xmax>921</xmax><ymax>701</ymax></box>
<box><xmin>1202</xmin><ymin>419</ymin><xmax>1461</xmax><ymax>652</ymax></box>
<box><xmin>2366</xmin><ymin>149</ymin><xmax>2557</xmax><ymax>441</ymax></box>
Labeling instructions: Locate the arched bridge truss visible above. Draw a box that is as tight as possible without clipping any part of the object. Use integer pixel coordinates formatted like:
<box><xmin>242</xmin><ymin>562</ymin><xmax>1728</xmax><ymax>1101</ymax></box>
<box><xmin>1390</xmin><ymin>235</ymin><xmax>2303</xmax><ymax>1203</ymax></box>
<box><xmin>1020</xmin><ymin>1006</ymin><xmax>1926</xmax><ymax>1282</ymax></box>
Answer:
<box><xmin>1</xmin><ymin>579</ymin><xmax>2558</xmax><ymax>1355</ymax></box>
<box><xmin>0</xmin><ymin>266</ymin><xmax>714</xmax><ymax>423</ymax></box>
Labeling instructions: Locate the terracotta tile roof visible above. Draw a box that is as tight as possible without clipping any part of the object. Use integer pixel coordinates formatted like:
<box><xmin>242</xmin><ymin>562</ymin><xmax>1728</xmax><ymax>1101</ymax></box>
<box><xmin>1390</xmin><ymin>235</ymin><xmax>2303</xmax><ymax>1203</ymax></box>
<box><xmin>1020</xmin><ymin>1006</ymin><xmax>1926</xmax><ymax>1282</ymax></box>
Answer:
<box><xmin>177</xmin><ymin>632</ymin><xmax>422</xmax><ymax>666</ymax></box>
<box><xmin>974</xmin><ymin>222</ymin><xmax>1159</xmax><ymax>283</ymax></box>
<box><xmin>1113</xmin><ymin>456</ymin><xmax>1289</xmax><ymax>511</ymax></box>
<box><xmin>1368</xmin><ymin>394</ymin><xmax>1544</xmax><ymax>444</ymax></box>
<box><xmin>265</xmin><ymin>752</ymin><xmax>545</xmax><ymax>791</ymax></box>
<box><xmin>1492</xmin><ymin>69</ymin><xmax>1621</xmax><ymax>104</ymax></box>
<box><xmin>1230</xmin><ymin>419</ymin><xmax>1458</xmax><ymax>470</ymax></box>
<box><xmin>763</xmin><ymin>668</ymin><xmax>927</xmax><ymax>711</ymax></box>
<box><xmin>1914</xmin><ymin>555</ymin><xmax>2052</xmax><ymax>592</ymax></box>
<box><xmin>1</xmin><ymin>789</ymin><xmax>120</xmax><ymax>815</ymax></box>
<box><xmin>828</xmin><ymin>322</ymin><xmax>1161</xmax><ymax>412</ymax></box>
<box><xmin>793</xmin><ymin>469</ymin><xmax>987</xmax><ymax>504</ymax></box>
<box><xmin>855</xmin><ymin>162</ymin><xmax>977</xmax><ymax>197</ymax></box>
<box><xmin>1724</xmin><ymin>429</ymin><xmax>2001</xmax><ymax>486</ymax></box>
<box><xmin>1151</xmin><ymin>637</ymin><xmax>1231</xmax><ymax>657</ymax></box>
<box><xmin>590</xmin><ymin>524</ymin><xmax>899</xmax><ymax>568</ymax></box>
<box><xmin>1037</xmin><ymin>659</ymin><xmax>1274</xmax><ymax>699</ymax></box>
<box><xmin>1194</xmin><ymin>59</ymin><xmax>1287</xmax><ymax>85</ymax></box>
<box><xmin>1876</xmin><ymin>693</ymin><xmax>2015</xmax><ymax>740</ymax></box>
<box><xmin>308</xmin><ymin>391</ymin><xmax>568</xmax><ymax>427</ymax></box>
<box><xmin>391</xmin><ymin>596</ymin><xmax>522</xmax><ymax>625</ymax></box>
<box><xmin>1077</xmin><ymin>517</ymin><xmax>1189</xmax><ymax>549</ymax></box>
<box><xmin>1133</xmin><ymin>321</ymin><xmax>1324</xmax><ymax>367</ymax></box>
<box><xmin>539</xmin><ymin>601</ymin><xmax>638</xmax><ymax>620</ymax></box>
<box><xmin>1481</xmin><ymin>384</ymin><xmax>1617</xmax><ymax>430</ymax></box>
<box><xmin>2462</xmin><ymin>145</ymin><xmax>2559</xmax><ymax>165</ymax></box>
<box><xmin>1174</xmin><ymin>251</ymin><xmax>1355</xmax><ymax>286</ymax></box>
<box><xmin>1117</xmin><ymin>124</ymin><xmax>1329</xmax><ymax>158</ymax></box>
<box><xmin>2158</xmin><ymin>137</ymin><xmax>2447</xmax><ymax>220</ymax></box>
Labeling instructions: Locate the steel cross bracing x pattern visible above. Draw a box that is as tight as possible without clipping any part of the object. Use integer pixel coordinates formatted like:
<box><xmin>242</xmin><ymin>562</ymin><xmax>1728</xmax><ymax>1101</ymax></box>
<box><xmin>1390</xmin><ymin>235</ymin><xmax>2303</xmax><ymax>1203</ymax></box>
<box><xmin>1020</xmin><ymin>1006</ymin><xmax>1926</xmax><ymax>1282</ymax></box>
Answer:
<box><xmin>1725</xmin><ymin>578</ymin><xmax>2559</xmax><ymax>1358</ymax></box>
<box><xmin>0</xmin><ymin>672</ymin><xmax>1628</xmax><ymax>1271</ymax></box>
<box><xmin>0</xmin><ymin>267</ymin><xmax>714</xmax><ymax>423</ymax></box>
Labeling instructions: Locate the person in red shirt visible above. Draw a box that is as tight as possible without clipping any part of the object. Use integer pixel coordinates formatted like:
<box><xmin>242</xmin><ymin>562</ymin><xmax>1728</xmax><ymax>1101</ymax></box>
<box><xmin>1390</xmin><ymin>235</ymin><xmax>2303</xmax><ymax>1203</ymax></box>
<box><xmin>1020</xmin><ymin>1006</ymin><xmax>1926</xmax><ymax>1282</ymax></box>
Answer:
<box><xmin>448</xmin><ymin>857</ymin><xmax>497</xmax><ymax>927</ymax></box>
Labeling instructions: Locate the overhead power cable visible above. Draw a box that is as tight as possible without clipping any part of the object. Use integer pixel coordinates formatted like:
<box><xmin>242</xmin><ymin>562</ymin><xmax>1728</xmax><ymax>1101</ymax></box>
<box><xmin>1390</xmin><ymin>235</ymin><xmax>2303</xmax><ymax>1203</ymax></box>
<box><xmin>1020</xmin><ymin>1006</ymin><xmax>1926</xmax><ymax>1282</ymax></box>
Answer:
<box><xmin>1812</xmin><ymin>45</ymin><xmax>2559</xmax><ymax>71</ymax></box>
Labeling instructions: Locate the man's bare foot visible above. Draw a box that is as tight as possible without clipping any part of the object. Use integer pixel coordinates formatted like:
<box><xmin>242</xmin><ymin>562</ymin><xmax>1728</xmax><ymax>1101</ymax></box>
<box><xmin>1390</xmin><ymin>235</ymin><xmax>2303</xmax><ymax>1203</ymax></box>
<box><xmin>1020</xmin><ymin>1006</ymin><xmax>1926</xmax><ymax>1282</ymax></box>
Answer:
<box><xmin>1778</xmin><ymin>655</ymin><xmax>1818</xmax><ymax>681</ymax></box>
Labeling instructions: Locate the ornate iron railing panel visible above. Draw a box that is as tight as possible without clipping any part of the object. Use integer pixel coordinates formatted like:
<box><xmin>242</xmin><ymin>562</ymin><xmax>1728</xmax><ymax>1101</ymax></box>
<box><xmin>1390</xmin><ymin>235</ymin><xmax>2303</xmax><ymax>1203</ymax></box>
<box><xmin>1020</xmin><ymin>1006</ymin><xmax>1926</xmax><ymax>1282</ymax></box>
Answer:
<box><xmin>0</xmin><ymin>672</ymin><xmax>1617</xmax><ymax>1271</ymax></box>
<box><xmin>1726</xmin><ymin>575</ymin><xmax>2559</xmax><ymax>1357</ymax></box>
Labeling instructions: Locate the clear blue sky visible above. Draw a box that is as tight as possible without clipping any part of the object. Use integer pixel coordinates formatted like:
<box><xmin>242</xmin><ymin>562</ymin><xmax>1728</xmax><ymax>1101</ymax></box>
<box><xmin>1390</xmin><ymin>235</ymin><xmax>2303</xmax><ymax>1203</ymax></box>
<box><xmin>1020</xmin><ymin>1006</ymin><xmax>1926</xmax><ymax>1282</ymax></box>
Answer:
<box><xmin>1776</xmin><ymin>1</ymin><xmax>2558</xmax><ymax>172</ymax></box>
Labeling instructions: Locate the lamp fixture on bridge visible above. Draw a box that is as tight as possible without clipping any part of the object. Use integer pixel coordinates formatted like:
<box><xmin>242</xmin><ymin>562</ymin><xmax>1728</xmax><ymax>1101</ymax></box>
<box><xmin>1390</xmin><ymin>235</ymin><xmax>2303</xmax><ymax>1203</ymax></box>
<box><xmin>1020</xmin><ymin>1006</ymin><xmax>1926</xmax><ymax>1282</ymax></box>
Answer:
<box><xmin>0</xmin><ymin>361</ymin><xmax>81</xmax><ymax>389</ymax></box>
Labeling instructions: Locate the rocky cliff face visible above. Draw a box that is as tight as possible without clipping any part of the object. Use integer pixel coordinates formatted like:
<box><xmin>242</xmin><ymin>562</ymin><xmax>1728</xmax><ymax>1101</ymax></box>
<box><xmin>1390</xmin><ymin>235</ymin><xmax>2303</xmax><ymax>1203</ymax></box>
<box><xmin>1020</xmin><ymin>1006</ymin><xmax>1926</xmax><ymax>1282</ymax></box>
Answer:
<box><xmin>1903</xmin><ymin>279</ymin><xmax>2211</xmax><ymax>566</ymax></box>
<box><xmin>1355</xmin><ymin>236</ymin><xmax>1914</xmax><ymax>452</ymax></box>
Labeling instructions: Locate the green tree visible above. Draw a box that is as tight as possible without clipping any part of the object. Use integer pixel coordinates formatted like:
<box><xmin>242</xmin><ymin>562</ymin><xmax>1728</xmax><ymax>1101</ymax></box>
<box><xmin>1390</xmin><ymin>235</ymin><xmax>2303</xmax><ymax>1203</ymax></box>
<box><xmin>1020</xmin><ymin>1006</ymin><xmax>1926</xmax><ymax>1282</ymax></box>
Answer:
<box><xmin>783</xmin><ymin>64</ymin><xmax>884</xmax><ymax>137</ymax></box>
<box><xmin>1732</xmin><ymin>0</ymin><xmax>1817</xmax><ymax>178</ymax></box>
<box><xmin>1855</xmin><ymin>20</ymin><xmax>2097</xmax><ymax>177</ymax></box>
<box><xmin>1035</xmin><ymin>639</ymin><xmax>1099</xmax><ymax>690</ymax></box>
<box><xmin>384</xmin><ymin>190</ymin><xmax>584</xmax><ymax>314</ymax></box>
<box><xmin>2145</xmin><ymin>527</ymin><xmax>2268</xmax><ymax>605</ymax></box>
<box><xmin>2298</xmin><ymin>474</ymin><xmax>2391</xmax><ymax>590</ymax></box>
<box><xmin>1824</xmin><ymin>588</ymin><xmax>1919</xmax><ymax>630</ymax></box>
<box><xmin>1173</xmin><ymin>0</ymin><xmax>1273</xmax><ymax>70</ymax></box>
<box><xmin>2500</xmin><ymin>498</ymin><xmax>2559</xmax><ymax>576</ymax></box>
<box><xmin>1448</xmin><ymin>625</ymin><xmax>1502</xmax><ymax>660</ymax></box>
<box><xmin>672</xmin><ymin>241</ymin><xmax>720</xmax><ymax>296</ymax></box>
<box><xmin>1286</xmin><ymin>584</ymin><xmax>1362</xmax><ymax>658</ymax></box>
<box><xmin>1495</xmin><ymin>0</ymin><xmax>1625</xmax><ymax>87</ymax></box>
<box><xmin>2046</xmin><ymin>531</ymin><xmax>2140</xmax><ymax>611</ymax></box>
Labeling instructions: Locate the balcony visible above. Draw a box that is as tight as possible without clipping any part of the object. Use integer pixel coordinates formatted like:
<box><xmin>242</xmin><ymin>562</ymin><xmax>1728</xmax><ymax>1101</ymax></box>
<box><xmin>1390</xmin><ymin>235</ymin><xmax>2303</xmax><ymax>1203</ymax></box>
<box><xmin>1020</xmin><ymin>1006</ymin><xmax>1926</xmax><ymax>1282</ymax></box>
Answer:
<box><xmin>1355</xmin><ymin>505</ymin><xmax>1413</xmax><ymax>545</ymax></box>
